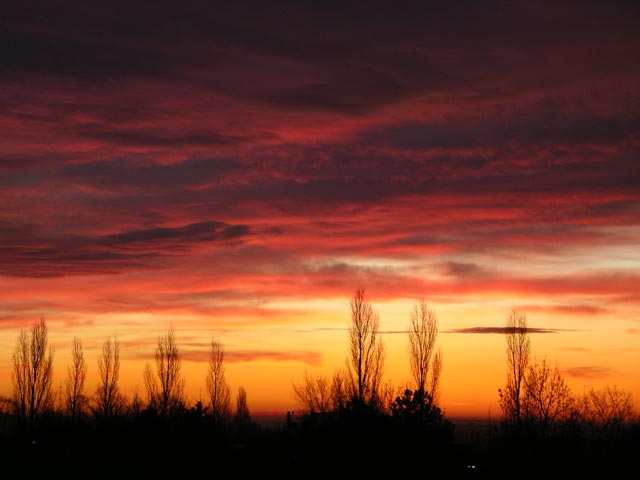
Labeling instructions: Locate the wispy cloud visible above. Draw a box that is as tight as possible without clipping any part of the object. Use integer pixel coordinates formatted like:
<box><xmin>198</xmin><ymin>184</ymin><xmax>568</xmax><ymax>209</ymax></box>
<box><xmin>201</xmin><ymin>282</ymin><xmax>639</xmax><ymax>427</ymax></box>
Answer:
<box><xmin>446</xmin><ymin>326</ymin><xmax>564</xmax><ymax>334</ymax></box>
<box><xmin>0</xmin><ymin>220</ymin><xmax>253</xmax><ymax>277</ymax></box>
<box><xmin>563</xmin><ymin>365</ymin><xmax>616</xmax><ymax>379</ymax></box>
<box><xmin>178</xmin><ymin>349</ymin><xmax>322</xmax><ymax>366</ymax></box>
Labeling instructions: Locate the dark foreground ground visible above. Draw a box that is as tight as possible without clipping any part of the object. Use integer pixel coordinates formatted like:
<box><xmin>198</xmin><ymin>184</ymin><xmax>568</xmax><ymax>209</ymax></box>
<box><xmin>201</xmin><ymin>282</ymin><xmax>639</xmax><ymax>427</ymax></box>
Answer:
<box><xmin>2</xmin><ymin>415</ymin><xmax>637</xmax><ymax>479</ymax></box>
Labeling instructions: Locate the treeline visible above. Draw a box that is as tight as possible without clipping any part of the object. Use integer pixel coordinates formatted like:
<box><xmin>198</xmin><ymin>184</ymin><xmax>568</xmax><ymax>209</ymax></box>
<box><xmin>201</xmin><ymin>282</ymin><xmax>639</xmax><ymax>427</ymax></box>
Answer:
<box><xmin>1</xmin><ymin>289</ymin><xmax>638</xmax><ymax>476</ymax></box>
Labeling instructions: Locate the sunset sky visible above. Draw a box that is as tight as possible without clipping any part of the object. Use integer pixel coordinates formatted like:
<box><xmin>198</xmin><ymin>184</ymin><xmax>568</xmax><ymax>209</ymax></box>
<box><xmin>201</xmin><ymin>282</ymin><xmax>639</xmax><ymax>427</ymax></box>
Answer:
<box><xmin>1</xmin><ymin>1</ymin><xmax>639</xmax><ymax>419</ymax></box>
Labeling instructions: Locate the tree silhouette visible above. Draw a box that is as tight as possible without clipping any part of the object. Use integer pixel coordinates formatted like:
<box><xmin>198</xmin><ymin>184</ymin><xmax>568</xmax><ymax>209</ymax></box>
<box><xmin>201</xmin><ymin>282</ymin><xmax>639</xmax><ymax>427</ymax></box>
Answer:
<box><xmin>128</xmin><ymin>385</ymin><xmax>143</xmax><ymax>416</ymax></box>
<box><xmin>292</xmin><ymin>370</ymin><xmax>332</xmax><ymax>415</ymax></box>
<box><xmin>234</xmin><ymin>386</ymin><xmax>251</xmax><ymax>426</ymax></box>
<box><xmin>578</xmin><ymin>385</ymin><xmax>637</xmax><ymax>440</ymax></box>
<box><xmin>522</xmin><ymin>356</ymin><xmax>573</xmax><ymax>438</ymax></box>
<box><xmin>330</xmin><ymin>370</ymin><xmax>351</xmax><ymax>411</ymax></box>
<box><xmin>390</xmin><ymin>388</ymin><xmax>454</xmax><ymax>441</ymax></box>
<box><xmin>11</xmin><ymin>316</ymin><xmax>54</xmax><ymax>424</ymax></box>
<box><xmin>0</xmin><ymin>297</ymin><xmax>637</xmax><ymax>476</ymax></box>
<box><xmin>94</xmin><ymin>336</ymin><xmax>123</xmax><ymax>417</ymax></box>
<box><xmin>292</xmin><ymin>368</ymin><xmax>352</xmax><ymax>416</ymax></box>
<box><xmin>64</xmin><ymin>336</ymin><xmax>87</xmax><ymax>421</ymax></box>
<box><xmin>206</xmin><ymin>337</ymin><xmax>231</xmax><ymax>425</ymax></box>
<box><xmin>144</xmin><ymin>325</ymin><xmax>186</xmax><ymax>417</ymax></box>
<box><xmin>346</xmin><ymin>288</ymin><xmax>385</xmax><ymax>408</ymax></box>
<box><xmin>408</xmin><ymin>298</ymin><xmax>442</xmax><ymax>401</ymax></box>
<box><xmin>499</xmin><ymin>306</ymin><xmax>530</xmax><ymax>426</ymax></box>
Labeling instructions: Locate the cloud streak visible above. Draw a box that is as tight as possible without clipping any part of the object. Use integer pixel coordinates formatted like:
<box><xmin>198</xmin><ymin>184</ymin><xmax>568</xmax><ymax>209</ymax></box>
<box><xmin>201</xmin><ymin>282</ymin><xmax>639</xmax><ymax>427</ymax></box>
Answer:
<box><xmin>0</xmin><ymin>220</ymin><xmax>252</xmax><ymax>277</ymax></box>
<box><xmin>445</xmin><ymin>326</ymin><xmax>564</xmax><ymax>335</ymax></box>
<box><xmin>563</xmin><ymin>366</ymin><xmax>617</xmax><ymax>380</ymax></box>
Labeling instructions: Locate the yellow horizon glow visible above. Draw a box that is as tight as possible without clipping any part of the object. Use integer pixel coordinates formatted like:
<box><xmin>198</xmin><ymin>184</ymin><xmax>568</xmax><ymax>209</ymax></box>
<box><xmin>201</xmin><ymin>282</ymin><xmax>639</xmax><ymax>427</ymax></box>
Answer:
<box><xmin>1</xmin><ymin>294</ymin><xmax>637</xmax><ymax>420</ymax></box>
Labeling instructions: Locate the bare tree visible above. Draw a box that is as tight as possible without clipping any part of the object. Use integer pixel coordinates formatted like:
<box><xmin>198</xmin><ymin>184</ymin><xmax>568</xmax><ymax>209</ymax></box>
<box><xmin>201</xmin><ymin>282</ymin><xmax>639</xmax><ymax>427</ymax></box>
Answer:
<box><xmin>234</xmin><ymin>386</ymin><xmax>251</xmax><ymax>426</ymax></box>
<box><xmin>377</xmin><ymin>379</ymin><xmax>398</xmax><ymax>415</ymax></box>
<box><xmin>428</xmin><ymin>348</ymin><xmax>443</xmax><ymax>403</ymax></box>
<box><xmin>292</xmin><ymin>368</ymin><xmax>352</xmax><ymax>415</ymax></box>
<box><xmin>143</xmin><ymin>364</ymin><xmax>158</xmax><ymax>412</ymax></box>
<box><xmin>94</xmin><ymin>337</ymin><xmax>123</xmax><ymax>417</ymax></box>
<box><xmin>499</xmin><ymin>306</ymin><xmax>531</xmax><ymax>425</ymax></box>
<box><xmin>206</xmin><ymin>338</ymin><xmax>231</xmax><ymax>425</ymax></box>
<box><xmin>292</xmin><ymin>371</ymin><xmax>333</xmax><ymax>414</ymax></box>
<box><xmin>128</xmin><ymin>385</ymin><xmax>143</xmax><ymax>416</ymax></box>
<box><xmin>11</xmin><ymin>316</ymin><xmax>54</xmax><ymax>424</ymax></box>
<box><xmin>292</xmin><ymin>289</ymin><xmax>386</xmax><ymax>415</ymax></box>
<box><xmin>144</xmin><ymin>326</ymin><xmax>186</xmax><ymax>416</ymax></box>
<box><xmin>579</xmin><ymin>385</ymin><xmax>638</xmax><ymax>440</ymax></box>
<box><xmin>346</xmin><ymin>288</ymin><xmax>385</xmax><ymax>407</ymax></box>
<box><xmin>408</xmin><ymin>298</ymin><xmax>442</xmax><ymax>400</ymax></box>
<box><xmin>64</xmin><ymin>337</ymin><xmax>87</xmax><ymax>420</ymax></box>
<box><xmin>330</xmin><ymin>369</ymin><xmax>350</xmax><ymax>411</ymax></box>
<box><xmin>523</xmin><ymin>356</ymin><xmax>573</xmax><ymax>438</ymax></box>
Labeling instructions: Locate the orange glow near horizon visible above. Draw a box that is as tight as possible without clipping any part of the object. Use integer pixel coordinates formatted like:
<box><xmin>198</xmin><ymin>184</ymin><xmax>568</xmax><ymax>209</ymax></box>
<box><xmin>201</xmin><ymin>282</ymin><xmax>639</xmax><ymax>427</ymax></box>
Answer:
<box><xmin>1</xmin><ymin>289</ymin><xmax>638</xmax><ymax>419</ymax></box>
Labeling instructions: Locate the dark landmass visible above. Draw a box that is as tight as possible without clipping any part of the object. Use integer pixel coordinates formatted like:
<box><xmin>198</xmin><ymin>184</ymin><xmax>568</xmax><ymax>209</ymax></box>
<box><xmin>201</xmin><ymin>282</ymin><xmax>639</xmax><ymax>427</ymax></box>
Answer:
<box><xmin>2</xmin><ymin>411</ymin><xmax>637</xmax><ymax>479</ymax></box>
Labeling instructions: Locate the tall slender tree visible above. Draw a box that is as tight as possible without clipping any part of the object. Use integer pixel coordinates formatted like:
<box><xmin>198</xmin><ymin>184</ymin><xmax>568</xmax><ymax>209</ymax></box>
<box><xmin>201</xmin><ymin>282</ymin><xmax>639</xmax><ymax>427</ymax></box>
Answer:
<box><xmin>499</xmin><ymin>306</ymin><xmax>531</xmax><ymax>425</ymax></box>
<box><xmin>408</xmin><ymin>298</ymin><xmax>442</xmax><ymax>401</ymax></box>
<box><xmin>206</xmin><ymin>338</ymin><xmax>231</xmax><ymax>425</ymax></box>
<box><xmin>234</xmin><ymin>386</ymin><xmax>251</xmax><ymax>426</ymax></box>
<box><xmin>346</xmin><ymin>288</ymin><xmax>385</xmax><ymax>407</ymax></box>
<box><xmin>144</xmin><ymin>326</ymin><xmax>186</xmax><ymax>416</ymax></box>
<box><xmin>94</xmin><ymin>336</ymin><xmax>123</xmax><ymax>417</ymax></box>
<box><xmin>64</xmin><ymin>337</ymin><xmax>87</xmax><ymax>420</ymax></box>
<box><xmin>11</xmin><ymin>316</ymin><xmax>54</xmax><ymax>424</ymax></box>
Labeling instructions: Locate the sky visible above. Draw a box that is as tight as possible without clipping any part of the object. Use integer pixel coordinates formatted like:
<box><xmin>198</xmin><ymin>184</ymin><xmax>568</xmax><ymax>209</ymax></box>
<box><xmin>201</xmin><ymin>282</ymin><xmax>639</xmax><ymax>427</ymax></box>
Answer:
<box><xmin>1</xmin><ymin>0</ymin><xmax>639</xmax><ymax>419</ymax></box>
